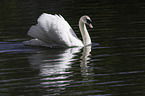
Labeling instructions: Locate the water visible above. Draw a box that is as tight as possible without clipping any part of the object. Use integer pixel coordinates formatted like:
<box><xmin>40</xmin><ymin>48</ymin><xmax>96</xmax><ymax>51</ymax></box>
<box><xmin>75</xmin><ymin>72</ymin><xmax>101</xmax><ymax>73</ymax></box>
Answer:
<box><xmin>1</xmin><ymin>0</ymin><xmax>145</xmax><ymax>96</ymax></box>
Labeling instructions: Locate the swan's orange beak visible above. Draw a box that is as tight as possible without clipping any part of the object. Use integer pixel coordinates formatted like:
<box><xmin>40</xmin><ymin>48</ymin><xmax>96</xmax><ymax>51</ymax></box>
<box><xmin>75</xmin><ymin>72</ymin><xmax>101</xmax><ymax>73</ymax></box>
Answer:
<box><xmin>89</xmin><ymin>23</ymin><xmax>93</xmax><ymax>28</ymax></box>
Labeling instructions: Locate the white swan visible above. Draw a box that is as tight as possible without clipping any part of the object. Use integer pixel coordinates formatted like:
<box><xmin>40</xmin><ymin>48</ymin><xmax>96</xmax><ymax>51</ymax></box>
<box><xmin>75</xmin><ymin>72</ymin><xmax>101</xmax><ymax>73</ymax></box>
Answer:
<box><xmin>23</xmin><ymin>13</ymin><xmax>93</xmax><ymax>48</ymax></box>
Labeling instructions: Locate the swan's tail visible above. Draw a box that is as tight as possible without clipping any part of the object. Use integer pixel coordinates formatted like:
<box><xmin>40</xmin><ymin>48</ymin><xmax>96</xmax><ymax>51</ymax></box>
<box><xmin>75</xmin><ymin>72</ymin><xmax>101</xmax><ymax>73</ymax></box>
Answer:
<box><xmin>24</xmin><ymin>24</ymin><xmax>57</xmax><ymax>47</ymax></box>
<box><xmin>28</xmin><ymin>24</ymin><xmax>49</xmax><ymax>43</ymax></box>
<box><xmin>22</xmin><ymin>38</ymin><xmax>50</xmax><ymax>47</ymax></box>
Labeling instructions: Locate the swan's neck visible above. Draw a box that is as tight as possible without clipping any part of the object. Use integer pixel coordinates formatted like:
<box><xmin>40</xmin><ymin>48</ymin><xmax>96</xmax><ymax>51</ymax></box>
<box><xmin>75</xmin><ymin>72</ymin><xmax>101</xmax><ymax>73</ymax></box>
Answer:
<box><xmin>79</xmin><ymin>21</ymin><xmax>91</xmax><ymax>46</ymax></box>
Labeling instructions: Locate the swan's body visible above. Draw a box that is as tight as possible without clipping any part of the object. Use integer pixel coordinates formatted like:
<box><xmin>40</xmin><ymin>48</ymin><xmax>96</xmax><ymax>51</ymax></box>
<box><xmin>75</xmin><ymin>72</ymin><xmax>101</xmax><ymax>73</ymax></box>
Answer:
<box><xmin>23</xmin><ymin>13</ymin><xmax>93</xmax><ymax>48</ymax></box>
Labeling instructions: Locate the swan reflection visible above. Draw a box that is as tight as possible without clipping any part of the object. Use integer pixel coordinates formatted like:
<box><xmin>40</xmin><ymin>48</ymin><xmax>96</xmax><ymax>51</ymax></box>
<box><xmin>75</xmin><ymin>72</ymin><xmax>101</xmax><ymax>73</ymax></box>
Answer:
<box><xmin>80</xmin><ymin>46</ymin><xmax>93</xmax><ymax>76</ymax></box>
<box><xmin>28</xmin><ymin>46</ymin><xmax>92</xmax><ymax>89</ymax></box>
<box><xmin>29</xmin><ymin>47</ymin><xmax>81</xmax><ymax>76</ymax></box>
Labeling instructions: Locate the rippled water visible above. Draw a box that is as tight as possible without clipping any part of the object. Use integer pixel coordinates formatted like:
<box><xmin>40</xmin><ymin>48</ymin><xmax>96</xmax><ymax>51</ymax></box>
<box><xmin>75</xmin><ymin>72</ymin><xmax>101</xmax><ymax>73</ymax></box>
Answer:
<box><xmin>1</xmin><ymin>0</ymin><xmax>145</xmax><ymax>96</ymax></box>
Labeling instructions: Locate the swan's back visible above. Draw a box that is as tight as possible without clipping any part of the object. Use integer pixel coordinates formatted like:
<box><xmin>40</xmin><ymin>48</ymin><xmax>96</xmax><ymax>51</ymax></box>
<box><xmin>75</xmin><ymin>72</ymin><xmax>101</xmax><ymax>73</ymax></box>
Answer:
<box><xmin>24</xmin><ymin>13</ymin><xmax>83</xmax><ymax>47</ymax></box>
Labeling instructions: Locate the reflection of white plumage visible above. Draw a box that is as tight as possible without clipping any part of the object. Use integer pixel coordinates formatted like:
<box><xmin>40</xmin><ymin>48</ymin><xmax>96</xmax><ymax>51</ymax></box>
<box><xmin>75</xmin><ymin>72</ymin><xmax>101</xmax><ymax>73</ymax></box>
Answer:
<box><xmin>23</xmin><ymin>13</ymin><xmax>93</xmax><ymax>48</ymax></box>
<box><xmin>28</xmin><ymin>46</ymin><xmax>92</xmax><ymax>88</ymax></box>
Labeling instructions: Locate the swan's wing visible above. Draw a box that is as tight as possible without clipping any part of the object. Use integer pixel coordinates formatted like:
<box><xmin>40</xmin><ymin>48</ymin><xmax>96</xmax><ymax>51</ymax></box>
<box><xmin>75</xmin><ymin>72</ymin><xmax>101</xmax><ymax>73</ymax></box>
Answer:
<box><xmin>58</xmin><ymin>14</ymin><xmax>84</xmax><ymax>47</ymax></box>
<box><xmin>59</xmin><ymin>14</ymin><xmax>78</xmax><ymax>38</ymax></box>
<box><xmin>27</xmin><ymin>13</ymin><xmax>83</xmax><ymax>47</ymax></box>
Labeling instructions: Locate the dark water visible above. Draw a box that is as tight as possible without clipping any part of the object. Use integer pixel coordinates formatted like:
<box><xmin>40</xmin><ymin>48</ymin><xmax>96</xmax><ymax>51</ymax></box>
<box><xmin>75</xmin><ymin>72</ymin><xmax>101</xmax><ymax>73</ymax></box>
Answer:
<box><xmin>1</xmin><ymin>0</ymin><xmax>145</xmax><ymax>96</ymax></box>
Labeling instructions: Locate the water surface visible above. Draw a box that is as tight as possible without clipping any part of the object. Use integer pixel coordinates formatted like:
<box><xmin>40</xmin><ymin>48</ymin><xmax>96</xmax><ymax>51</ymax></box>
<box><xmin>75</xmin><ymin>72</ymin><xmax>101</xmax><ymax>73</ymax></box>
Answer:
<box><xmin>1</xmin><ymin>0</ymin><xmax>145</xmax><ymax>96</ymax></box>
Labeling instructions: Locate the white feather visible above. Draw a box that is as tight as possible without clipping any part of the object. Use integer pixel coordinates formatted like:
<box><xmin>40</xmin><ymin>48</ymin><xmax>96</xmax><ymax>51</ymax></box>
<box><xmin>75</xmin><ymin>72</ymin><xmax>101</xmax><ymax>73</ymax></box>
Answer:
<box><xmin>23</xmin><ymin>13</ymin><xmax>91</xmax><ymax>48</ymax></box>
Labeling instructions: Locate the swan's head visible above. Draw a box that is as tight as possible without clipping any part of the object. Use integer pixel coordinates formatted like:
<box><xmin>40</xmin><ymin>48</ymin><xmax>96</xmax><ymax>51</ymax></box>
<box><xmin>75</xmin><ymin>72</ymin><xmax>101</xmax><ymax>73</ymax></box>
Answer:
<box><xmin>80</xmin><ymin>16</ymin><xmax>93</xmax><ymax>28</ymax></box>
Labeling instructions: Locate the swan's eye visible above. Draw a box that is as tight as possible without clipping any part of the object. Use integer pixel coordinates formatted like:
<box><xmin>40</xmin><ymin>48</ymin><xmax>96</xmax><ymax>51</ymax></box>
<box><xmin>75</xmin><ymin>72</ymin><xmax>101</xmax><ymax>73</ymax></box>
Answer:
<box><xmin>86</xmin><ymin>19</ymin><xmax>92</xmax><ymax>24</ymax></box>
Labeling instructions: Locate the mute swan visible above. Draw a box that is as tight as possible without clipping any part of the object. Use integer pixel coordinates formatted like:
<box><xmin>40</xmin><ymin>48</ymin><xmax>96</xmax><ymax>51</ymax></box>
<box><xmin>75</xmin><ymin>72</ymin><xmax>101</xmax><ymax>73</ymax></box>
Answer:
<box><xmin>23</xmin><ymin>13</ymin><xmax>93</xmax><ymax>48</ymax></box>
